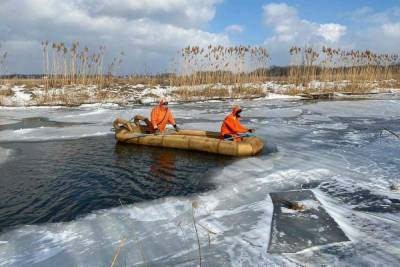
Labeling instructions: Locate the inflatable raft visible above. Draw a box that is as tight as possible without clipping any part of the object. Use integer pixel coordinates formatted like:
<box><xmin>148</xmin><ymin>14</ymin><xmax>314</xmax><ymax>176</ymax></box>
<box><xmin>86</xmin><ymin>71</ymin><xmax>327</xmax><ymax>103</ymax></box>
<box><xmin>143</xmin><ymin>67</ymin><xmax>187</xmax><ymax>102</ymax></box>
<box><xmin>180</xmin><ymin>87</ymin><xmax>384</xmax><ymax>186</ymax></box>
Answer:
<box><xmin>115</xmin><ymin>127</ymin><xmax>264</xmax><ymax>157</ymax></box>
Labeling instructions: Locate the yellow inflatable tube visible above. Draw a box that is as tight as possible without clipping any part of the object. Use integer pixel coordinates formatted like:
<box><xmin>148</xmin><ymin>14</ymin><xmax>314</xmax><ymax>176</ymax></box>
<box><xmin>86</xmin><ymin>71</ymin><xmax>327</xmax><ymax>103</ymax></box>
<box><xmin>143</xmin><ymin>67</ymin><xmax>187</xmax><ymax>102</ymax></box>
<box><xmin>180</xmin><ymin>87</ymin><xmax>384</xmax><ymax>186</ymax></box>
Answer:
<box><xmin>114</xmin><ymin>121</ymin><xmax>264</xmax><ymax>157</ymax></box>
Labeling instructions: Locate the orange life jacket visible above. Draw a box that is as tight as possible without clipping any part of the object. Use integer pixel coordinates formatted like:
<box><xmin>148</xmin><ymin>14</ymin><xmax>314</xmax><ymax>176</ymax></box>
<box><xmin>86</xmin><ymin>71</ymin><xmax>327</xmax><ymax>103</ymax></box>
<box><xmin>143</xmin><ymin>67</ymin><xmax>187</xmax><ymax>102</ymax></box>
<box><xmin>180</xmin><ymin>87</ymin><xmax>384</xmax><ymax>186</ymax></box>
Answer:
<box><xmin>220</xmin><ymin>106</ymin><xmax>248</xmax><ymax>141</ymax></box>
<box><xmin>150</xmin><ymin>104</ymin><xmax>176</xmax><ymax>132</ymax></box>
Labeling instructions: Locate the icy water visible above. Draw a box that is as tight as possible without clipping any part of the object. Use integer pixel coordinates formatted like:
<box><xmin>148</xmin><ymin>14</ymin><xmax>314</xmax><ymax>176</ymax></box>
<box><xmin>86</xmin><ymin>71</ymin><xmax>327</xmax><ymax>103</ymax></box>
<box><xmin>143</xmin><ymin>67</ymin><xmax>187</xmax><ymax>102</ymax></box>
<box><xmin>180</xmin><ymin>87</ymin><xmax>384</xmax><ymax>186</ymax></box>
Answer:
<box><xmin>0</xmin><ymin>135</ymin><xmax>230</xmax><ymax>232</ymax></box>
<box><xmin>0</xmin><ymin>98</ymin><xmax>400</xmax><ymax>266</ymax></box>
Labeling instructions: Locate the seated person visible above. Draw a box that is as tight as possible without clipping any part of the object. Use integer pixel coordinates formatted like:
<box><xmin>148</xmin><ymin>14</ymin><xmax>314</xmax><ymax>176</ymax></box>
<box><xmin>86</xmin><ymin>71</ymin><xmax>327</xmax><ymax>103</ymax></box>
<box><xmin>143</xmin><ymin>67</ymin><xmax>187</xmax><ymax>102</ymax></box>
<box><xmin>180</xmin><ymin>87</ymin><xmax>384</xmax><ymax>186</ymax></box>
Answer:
<box><xmin>151</xmin><ymin>99</ymin><xmax>179</xmax><ymax>134</ymax></box>
<box><xmin>220</xmin><ymin>105</ymin><xmax>254</xmax><ymax>142</ymax></box>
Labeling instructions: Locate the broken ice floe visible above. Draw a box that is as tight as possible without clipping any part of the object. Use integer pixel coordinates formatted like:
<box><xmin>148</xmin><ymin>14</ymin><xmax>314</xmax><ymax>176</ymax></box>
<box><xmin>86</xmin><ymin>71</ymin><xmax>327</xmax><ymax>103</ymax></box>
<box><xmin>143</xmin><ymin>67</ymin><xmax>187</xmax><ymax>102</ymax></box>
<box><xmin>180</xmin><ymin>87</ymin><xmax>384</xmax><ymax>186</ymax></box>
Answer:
<box><xmin>268</xmin><ymin>190</ymin><xmax>349</xmax><ymax>253</ymax></box>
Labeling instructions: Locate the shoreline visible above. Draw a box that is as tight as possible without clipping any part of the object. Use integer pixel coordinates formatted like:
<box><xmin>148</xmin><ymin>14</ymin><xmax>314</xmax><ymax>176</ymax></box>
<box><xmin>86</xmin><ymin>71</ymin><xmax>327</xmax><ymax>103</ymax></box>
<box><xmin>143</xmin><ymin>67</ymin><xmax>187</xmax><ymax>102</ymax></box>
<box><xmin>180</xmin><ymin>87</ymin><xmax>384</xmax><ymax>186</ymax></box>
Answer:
<box><xmin>1</xmin><ymin>80</ymin><xmax>399</xmax><ymax>108</ymax></box>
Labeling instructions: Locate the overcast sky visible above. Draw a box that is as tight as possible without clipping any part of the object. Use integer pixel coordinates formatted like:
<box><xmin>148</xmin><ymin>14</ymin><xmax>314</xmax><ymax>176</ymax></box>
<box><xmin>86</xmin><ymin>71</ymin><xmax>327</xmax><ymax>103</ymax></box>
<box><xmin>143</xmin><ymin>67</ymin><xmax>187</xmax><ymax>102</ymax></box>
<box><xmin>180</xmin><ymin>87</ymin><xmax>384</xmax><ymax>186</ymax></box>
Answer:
<box><xmin>0</xmin><ymin>0</ymin><xmax>399</xmax><ymax>74</ymax></box>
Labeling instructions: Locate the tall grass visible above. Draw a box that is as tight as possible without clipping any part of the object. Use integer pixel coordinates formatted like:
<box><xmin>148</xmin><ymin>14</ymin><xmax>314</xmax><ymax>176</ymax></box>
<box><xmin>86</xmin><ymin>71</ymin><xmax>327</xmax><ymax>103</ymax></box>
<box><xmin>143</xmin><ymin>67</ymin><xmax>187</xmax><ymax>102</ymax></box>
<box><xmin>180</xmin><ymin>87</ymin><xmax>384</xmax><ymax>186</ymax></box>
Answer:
<box><xmin>170</xmin><ymin>45</ymin><xmax>270</xmax><ymax>86</ymax></box>
<box><xmin>2</xmin><ymin>42</ymin><xmax>400</xmax><ymax>104</ymax></box>
<box><xmin>0</xmin><ymin>43</ymin><xmax>7</xmax><ymax>85</ymax></box>
<box><xmin>41</xmin><ymin>41</ymin><xmax>124</xmax><ymax>89</ymax></box>
<box><xmin>288</xmin><ymin>46</ymin><xmax>400</xmax><ymax>86</ymax></box>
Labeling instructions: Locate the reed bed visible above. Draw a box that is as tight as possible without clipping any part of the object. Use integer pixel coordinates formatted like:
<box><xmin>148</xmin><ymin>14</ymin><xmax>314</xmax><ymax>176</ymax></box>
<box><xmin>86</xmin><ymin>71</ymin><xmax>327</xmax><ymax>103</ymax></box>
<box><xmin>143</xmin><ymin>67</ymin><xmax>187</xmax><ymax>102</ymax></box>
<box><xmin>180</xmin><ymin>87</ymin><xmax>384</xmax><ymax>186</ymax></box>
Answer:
<box><xmin>0</xmin><ymin>43</ymin><xmax>7</xmax><ymax>85</ymax></box>
<box><xmin>1</xmin><ymin>43</ymin><xmax>400</xmax><ymax>106</ymax></box>
<box><xmin>126</xmin><ymin>73</ymin><xmax>171</xmax><ymax>87</ymax></box>
<box><xmin>33</xmin><ymin>87</ymin><xmax>91</xmax><ymax>106</ymax></box>
<box><xmin>170</xmin><ymin>45</ymin><xmax>270</xmax><ymax>86</ymax></box>
<box><xmin>174</xmin><ymin>84</ymin><xmax>266</xmax><ymax>101</ymax></box>
<box><xmin>288</xmin><ymin>46</ymin><xmax>400</xmax><ymax>86</ymax></box>
<box><xmin>174</xmin><ymin>86</ymin><xmax>230</xmax><ymax>101</ymax></box>
<box><xmin>0</xmin><ymin>87</ymin><xmax>13</xmax><ymax>106</ymax></box>
<box><xmin>0</xmin><ymin>87</ymin><xmax>13</xmax><ymax>96</ymax></box>
<box><xmin>41</xmin><ymin>41</ymin><xmax>124</xmax><ymax>89</ymax></box>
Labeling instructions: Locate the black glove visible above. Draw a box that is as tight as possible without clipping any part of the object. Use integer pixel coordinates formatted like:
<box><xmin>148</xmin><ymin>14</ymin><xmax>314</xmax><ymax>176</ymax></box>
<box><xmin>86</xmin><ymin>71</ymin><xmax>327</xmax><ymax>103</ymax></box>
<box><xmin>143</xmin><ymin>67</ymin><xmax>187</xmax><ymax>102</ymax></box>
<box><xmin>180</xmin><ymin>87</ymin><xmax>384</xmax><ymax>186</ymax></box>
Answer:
<box><xmin>173</xmin><ymin>124</ymin><xmax>180</xmax><ymax>132</ymax></box>
<box><xmin>248</xmin><ymin>129</ymin><xmax>255</xmax><ymax>133</ymax></box>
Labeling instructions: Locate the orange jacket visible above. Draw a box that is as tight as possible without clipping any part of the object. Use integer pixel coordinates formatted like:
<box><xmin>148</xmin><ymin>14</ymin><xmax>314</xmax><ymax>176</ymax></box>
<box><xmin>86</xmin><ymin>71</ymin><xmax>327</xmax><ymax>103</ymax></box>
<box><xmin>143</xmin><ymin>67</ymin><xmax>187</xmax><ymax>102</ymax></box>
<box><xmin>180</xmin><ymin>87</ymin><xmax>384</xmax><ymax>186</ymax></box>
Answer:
<box><xmin>151</xmin><ymin>105</ymin><xmax>176</xmax><ymax>132</ymax></box>
<box><xmin>220</xmin><ymin>106</ymin><xmax>248</xmax><ymax>140</ymax></box>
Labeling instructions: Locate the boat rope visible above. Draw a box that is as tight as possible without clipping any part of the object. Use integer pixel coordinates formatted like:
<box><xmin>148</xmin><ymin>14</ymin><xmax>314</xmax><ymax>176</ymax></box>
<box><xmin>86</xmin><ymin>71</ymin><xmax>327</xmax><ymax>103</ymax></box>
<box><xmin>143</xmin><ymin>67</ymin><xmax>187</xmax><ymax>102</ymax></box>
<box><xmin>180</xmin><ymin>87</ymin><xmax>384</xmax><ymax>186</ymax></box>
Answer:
<box><xmin>224</xmin><ymin>132</ymin><xmax>256</xmax><ymax>141</ymax></box>
<box><xmin>124</xmin><ymin>131</ymin><xmax>178</xmax><ymax>140</ymax></box>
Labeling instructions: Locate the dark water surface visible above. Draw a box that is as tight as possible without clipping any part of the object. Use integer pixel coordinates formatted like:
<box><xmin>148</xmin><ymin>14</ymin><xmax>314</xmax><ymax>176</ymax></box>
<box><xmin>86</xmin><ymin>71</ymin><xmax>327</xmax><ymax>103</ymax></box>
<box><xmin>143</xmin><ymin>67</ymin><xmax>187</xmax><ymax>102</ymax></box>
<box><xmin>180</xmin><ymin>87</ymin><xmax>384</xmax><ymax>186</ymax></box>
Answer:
<box><xmin>0</xmin><ymin>135</ymin><xmax>232</xmax><ymax>232</ymax></box>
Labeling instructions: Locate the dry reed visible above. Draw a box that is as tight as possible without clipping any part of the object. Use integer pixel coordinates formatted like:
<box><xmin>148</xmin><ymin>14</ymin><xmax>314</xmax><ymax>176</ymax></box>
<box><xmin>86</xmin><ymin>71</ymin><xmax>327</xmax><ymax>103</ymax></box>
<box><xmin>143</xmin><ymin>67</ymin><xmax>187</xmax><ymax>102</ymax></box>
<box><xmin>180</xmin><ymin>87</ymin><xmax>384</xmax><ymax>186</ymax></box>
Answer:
<box><xmin>170</xmin><ymin>45</ymin><xmax>270</xmax><ymax>86</ymax></box>
<box><xmin>288</xmin><ymin>46</ymin><xmax>400</xmax><ymax>87</ymax></box>
<box><xmin>41</xmin><ymin>41</ymin><xmax>124</xmax><ymax>89</ymax></box>
<box><xmin>110</xmin><ymin>238</ymin><xmax>126</xmax><ymax>267</ymax></box>
<box><xmin>191</xmin><ymin>201</ymin><xmax>202</xmax><ymax>267</ymax></box>
<box><xmin>0</xmin><ymin>43</ymin><xmax>7</xmax><ymax>84</ymax></box>
<box><xmin>173</xmin><ymin>84</ymin><xmax>266</xmax><ymax>102</ymax></box>
<box><xmin>2</xmin><ymin>43</ymin><xmax>400</xmax><ymax>105</ymax></box>
<box><xmin>118</xmin><ymin>199</ymin><xmax>148</xmax><ymax>267</ymax></box>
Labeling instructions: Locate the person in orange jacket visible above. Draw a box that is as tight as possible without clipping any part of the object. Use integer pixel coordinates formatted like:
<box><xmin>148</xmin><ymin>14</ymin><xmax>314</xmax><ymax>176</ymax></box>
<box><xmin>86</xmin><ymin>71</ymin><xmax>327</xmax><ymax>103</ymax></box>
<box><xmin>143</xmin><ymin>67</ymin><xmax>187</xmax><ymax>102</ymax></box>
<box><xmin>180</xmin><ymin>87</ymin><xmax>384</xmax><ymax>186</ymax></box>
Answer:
<box><xmin>151</xmin><ymin>99</ymin><xmax>179</xmax><ymax>134</ymax></box>
<box><xmin>220</xmin><ymin>105</ymin><xmax>254</xmax><ymax>141</ymax></box>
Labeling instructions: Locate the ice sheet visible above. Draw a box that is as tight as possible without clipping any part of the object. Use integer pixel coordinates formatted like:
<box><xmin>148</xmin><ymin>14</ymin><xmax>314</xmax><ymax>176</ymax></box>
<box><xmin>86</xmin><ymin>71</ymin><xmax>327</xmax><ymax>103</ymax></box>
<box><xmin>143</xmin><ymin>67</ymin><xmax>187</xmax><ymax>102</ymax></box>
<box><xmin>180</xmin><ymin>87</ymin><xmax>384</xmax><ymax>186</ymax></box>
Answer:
<box><xmin>303</xmin><ymin>100</ymin><xmax>400</xmax><ymax>118</ymax></box>
<box><xmin>0</xmin><ymin>98</ymin><xmax>400</xmax><ymax>266</ymax></box>
<box><xmin>268</xmin><ymin>190</ymin><xmax>349</xmax><ymax>253</ymax></box>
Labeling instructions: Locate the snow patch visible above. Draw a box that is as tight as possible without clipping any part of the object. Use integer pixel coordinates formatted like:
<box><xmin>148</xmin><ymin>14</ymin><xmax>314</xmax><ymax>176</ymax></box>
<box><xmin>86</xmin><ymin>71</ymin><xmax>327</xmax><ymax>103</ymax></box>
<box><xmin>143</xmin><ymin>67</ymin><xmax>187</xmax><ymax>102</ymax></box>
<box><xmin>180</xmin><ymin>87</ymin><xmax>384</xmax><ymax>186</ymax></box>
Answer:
<box><xmin>10</xmin><ymin>86</ymin><xmax>32</xmax><ymax>106</ymax></box>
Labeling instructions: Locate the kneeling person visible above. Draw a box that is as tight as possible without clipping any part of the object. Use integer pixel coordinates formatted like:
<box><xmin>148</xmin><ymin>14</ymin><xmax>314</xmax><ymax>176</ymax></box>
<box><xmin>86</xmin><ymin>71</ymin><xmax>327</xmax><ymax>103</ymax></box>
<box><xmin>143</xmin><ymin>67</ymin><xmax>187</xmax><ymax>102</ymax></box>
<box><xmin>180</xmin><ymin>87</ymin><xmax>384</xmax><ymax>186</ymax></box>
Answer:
<box><xmin>151</xmin><ymin>99</ymin><xmax>179</xmax><ymax>134</ymax></box>
<box><xmin>220</xmin><ymin>105</ymin><xmax>254</xmax><ymax>142</ymax></box>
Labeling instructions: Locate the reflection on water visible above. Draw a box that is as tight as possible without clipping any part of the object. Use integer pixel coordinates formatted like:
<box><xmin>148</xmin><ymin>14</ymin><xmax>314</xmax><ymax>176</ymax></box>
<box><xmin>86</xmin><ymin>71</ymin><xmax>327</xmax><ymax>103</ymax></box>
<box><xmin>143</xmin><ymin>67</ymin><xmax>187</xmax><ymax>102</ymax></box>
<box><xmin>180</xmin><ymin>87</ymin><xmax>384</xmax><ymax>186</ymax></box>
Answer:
<box><xmin>0</xmin><ymin>135</ymin><xmax>232</xmax><ymax>232</ymax></box>
<box><xmin>149</xmin><ymin>150</ymin><xmax>177</xmax><ymax>181</ymax></box>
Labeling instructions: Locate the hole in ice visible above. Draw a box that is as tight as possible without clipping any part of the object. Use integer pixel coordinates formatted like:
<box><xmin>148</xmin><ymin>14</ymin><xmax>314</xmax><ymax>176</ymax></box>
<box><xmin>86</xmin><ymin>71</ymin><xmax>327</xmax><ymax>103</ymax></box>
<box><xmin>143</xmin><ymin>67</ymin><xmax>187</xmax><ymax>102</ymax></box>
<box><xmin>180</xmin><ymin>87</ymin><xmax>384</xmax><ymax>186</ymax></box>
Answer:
<box><xmin>268</xmin><ymin>190</ymin><xmax>349</xmax><ymax>254</ymax></box>
<box><xmin>0</xmin><ymin>135</ymin><xmax>233</xmax><ymax>232</ymax></box>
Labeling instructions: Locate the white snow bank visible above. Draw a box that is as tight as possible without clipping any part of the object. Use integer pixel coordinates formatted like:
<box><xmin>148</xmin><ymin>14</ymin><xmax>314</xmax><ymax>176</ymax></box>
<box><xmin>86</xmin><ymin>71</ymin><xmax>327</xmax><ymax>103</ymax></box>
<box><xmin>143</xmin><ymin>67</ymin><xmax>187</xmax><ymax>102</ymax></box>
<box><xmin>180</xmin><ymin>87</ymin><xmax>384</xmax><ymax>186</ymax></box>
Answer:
<box><xmin>10</xmin><ymin>86</ymin><xmax>32</xmax><ymax>105</ymax></box>
<box><xmin>265</xmin><ymin>93</ymin><xmax>302</xmax><ymax>99</ymax></box>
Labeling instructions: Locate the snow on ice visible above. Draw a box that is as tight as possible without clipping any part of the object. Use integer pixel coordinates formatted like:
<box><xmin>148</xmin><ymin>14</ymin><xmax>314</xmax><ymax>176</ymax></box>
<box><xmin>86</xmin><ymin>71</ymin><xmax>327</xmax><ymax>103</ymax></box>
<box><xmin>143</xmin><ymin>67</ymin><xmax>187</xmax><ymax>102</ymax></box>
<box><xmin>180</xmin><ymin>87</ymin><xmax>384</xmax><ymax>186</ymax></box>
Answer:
<box><xmin>0</xmin><ymin>97</ymin><xmax>400</xmax><ymax>266</ymax></box>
